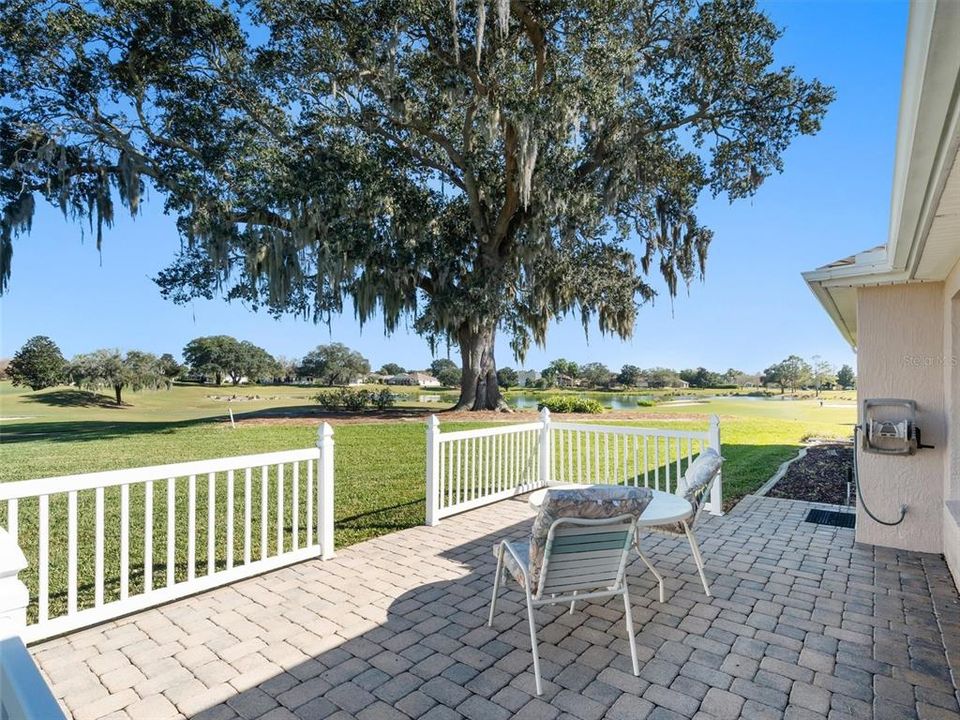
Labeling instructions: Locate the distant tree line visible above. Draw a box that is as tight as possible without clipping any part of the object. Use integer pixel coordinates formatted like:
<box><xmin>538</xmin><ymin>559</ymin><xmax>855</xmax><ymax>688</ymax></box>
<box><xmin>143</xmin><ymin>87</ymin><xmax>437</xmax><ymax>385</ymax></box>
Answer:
<box><xmin>3</xmin><ymin>334</ymin><xmax>857</xmax><ymax>404</ymax></box>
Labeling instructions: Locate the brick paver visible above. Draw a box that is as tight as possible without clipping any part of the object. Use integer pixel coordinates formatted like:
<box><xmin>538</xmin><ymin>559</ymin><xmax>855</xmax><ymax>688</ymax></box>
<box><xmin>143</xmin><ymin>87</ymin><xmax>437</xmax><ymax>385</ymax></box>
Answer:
<box><xmin>31</xmin><ymin>494</ymin><xmax>960</xmax><ymax>719</ymax></box>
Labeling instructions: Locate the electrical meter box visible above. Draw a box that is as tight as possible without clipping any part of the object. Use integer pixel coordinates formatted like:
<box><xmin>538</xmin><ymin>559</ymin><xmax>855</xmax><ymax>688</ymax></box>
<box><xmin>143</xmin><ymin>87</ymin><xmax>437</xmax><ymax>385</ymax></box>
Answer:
<box><xmin>861</xmin><ymin>398</ymin><xmax>918</xmax><ymax>455</ymax></box>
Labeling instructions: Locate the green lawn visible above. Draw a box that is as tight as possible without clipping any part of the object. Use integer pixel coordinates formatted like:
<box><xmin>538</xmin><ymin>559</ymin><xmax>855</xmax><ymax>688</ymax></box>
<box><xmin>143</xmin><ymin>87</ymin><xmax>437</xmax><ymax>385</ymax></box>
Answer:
<box><xmin>1</xmin><ymin>381</ymin><xmax>854</xmax><ymax>621</ymax></box>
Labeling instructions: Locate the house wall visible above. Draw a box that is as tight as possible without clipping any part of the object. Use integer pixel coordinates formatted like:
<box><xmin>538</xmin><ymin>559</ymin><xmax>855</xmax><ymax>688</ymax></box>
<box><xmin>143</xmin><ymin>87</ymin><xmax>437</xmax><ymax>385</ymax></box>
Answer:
<box><xmin>943</xmin><ymin>261</ymin><xmax>960</xmax><ymax>587</ymax></box>
<box><xmin>856</xmin><ymin>283</ymin><xmax>946</xmax><ymax>553</ymax></box>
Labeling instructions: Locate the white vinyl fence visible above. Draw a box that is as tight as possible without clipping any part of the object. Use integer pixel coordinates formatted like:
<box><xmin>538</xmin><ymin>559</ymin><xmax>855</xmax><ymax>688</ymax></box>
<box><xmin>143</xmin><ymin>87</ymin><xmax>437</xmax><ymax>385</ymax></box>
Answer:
<box><xmin>426</xmin><ymin>409</ymin><xmax>722</xmax><ymax>524</ymax></box>
<box><xmin>0</xmin><ymin>425</ymin><xmax>335</xmax><ymax>643</ymax></box>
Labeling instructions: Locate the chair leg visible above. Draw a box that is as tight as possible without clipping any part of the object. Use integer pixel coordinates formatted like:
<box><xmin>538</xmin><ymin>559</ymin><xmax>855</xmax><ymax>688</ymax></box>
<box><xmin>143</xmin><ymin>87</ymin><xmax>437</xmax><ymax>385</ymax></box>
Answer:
<box><xmin>682</xmin><ymin>522</ymin><xmax>711</xmax><ymax>597</ymax></box>
<box><xmin>488</xmin><ymin>548</ymin><xmax>505</xmax><ymax>626</ymax></box>
<box><xmin>524</xmin><ymin>587</ymin><xmax>543</xmax><ymax>696</ymax></box>
<box><xmin>621</xmin><ymin>583</ymin><xmax>640</xmax><ymax>676</ymax></box>
<box><xmin>635</xmin><ymin>537</ymin><xmax>665</xmax><ymax>603</ymax></box>
<box><xmin>569</xmin><ymin>591</ymin><xmax>577</xmax><ymax>615</ymax></box>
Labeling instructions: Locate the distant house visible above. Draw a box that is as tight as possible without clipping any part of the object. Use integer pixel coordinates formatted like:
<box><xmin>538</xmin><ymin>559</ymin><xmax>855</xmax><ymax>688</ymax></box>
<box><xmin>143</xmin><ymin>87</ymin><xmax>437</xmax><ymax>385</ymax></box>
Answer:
<box><xmin>411</xmin><ymin>372</ymin><xmax>442</xmax><ymax>387</ymax></box>
<box><xmin>386</xmin><ymin>373</ymin><xmax>416</xmax><ymax>386</ymax></box>
<box><xmin>364</xmin><ymin>373</ymin><xmax>390</xmax><ymax>384</ymax></box>
<box><xmin>387</xmin><ymin>372</ymin><xmax>441</xmax><ymax>387</ymax></box>
<box><xmin>516</xmin><ymin>370</ymin><xmax>541</xmax><ymax>387</ymax></box>
<box><xmin>676</xmin><ymin>379</ymin><xmax>690</xmax><ymax>389</ymax></box>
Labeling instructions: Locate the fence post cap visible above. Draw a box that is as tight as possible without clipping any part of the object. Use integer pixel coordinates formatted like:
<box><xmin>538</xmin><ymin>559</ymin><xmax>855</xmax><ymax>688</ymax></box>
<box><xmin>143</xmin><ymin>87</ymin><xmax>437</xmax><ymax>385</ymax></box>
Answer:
<box><xmin>427</xmin><ymin>414</ymin><xmax>440</xmax><ymax>430</ymax></box>
<box><xmin>318</xmin><ymin>422</ymin><xmax>334</xmax><ymax>441</ymax></box>
<box><xmin>709</xmin><ymin>414</ymin><xmax>720</xmax><ymax>427</ymax></box>
<box><xmin>539</xmin><ymin>406</ymin><xmax>551</xmax><ymax>422</ymax></box>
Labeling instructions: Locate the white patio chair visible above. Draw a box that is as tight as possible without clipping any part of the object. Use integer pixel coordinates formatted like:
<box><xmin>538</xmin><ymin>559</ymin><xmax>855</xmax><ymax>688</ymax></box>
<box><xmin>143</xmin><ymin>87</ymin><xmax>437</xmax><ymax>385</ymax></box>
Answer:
<box><xmin>638</xmin><ymin>447</ymin><xmax>723</xmax><ymax>599</ymax></box>
<box><xmin>488</xmin><ymin>486</ymin><xmax>653</xmax><ymax>695</ymax></box>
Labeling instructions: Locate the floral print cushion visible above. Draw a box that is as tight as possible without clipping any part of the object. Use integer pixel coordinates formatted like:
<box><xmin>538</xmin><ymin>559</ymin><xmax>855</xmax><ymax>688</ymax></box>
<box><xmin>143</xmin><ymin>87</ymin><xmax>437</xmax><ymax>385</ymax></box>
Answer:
<box><xmin>655</xmin><ymin>448</ymin><xmax>723</xmax><ymax>535</ymax></box>
<box><xmin>497</xmin><ymin>540</ymin><xmax>531</xmax><ymax>585</ymax></box>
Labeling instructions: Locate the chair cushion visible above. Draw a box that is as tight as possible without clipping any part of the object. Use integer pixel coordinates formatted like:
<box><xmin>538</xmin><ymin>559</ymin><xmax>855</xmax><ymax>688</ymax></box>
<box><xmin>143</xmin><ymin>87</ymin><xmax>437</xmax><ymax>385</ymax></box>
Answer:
<box><xmin>654</xmin><ymin>448</ymin><xmax>723</xmax><ymax>534</ymax></box>
<box><xmin>676</xmin><ymin>447</ymin><xmax>723</xmax><ymax>496</ymax></box>
<box><xmin>492</xmin><ymin>540</ymin><xmax>530</xmax><ymax>586</ymax></box>
<box><xmin>528</xmin><ymin>486</ymin><xmax>652</xmax><ymax>589</ymax></box>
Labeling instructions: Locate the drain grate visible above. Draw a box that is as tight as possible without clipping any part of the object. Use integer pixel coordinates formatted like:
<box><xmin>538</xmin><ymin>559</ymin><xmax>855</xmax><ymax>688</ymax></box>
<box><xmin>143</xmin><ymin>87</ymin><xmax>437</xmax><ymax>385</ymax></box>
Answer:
<box><xmin>805</xmin><ymin>509</ymin><xmax>856</xmax><ymax>529</ymax></box>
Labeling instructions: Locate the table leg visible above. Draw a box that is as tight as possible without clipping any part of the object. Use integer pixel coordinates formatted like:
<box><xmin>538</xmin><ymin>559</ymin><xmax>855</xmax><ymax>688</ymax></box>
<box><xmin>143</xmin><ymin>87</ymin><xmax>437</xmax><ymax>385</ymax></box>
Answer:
<box><xmin>634</xmin><ymin>535</ymin><xmax>665</xmax><ymax>603</ymax></box>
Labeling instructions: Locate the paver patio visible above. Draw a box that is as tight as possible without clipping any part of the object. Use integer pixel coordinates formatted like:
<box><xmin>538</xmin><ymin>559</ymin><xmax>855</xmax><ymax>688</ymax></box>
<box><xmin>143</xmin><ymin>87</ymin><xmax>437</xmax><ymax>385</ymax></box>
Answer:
<box><xmin>30</xmin><ymin>493</ymin><xmax>960</xmax><ymax>720</ymax></box>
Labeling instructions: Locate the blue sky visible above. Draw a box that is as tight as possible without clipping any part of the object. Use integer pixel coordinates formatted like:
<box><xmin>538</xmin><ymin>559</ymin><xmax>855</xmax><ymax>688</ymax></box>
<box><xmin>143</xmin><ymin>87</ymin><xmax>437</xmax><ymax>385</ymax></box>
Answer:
<box><xmin>0</xmin><ymin>1</ymin><xmax>908</xmax><ymax>375</ymax></box>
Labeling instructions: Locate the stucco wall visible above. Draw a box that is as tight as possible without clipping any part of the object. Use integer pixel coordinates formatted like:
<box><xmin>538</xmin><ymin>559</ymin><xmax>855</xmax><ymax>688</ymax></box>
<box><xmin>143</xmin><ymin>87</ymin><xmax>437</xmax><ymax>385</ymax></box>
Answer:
<box><xmin>856</xmin><ymin>283</ymin><xmax>946</xmax><ymax>553</ymax></box>
<box><xmin>944</xmin><ymin>260</ymin><xmax>960</xmax><ymax>586</ymax></box>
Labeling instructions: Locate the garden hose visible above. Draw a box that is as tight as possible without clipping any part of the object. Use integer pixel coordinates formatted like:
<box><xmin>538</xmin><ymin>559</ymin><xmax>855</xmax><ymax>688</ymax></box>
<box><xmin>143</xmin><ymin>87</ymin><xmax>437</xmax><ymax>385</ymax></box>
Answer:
<box><xmin>851</xmin><ymin>425</ymin><xmax>907</xmax><ymax>526</ymax></box>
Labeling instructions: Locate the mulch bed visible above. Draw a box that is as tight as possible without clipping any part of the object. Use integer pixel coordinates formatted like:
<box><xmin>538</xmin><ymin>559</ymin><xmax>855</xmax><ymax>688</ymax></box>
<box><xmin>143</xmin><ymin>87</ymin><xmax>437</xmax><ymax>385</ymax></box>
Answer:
<box><xmin>767</xmin><ymin>442</ymin><xmax>854</xmax><ymax>506</ymax></box>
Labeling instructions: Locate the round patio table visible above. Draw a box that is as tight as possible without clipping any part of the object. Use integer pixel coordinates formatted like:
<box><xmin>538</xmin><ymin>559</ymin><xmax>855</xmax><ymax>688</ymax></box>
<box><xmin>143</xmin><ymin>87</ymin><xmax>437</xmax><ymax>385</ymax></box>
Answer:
<box><xmin>527</xmin><ymin>483</ymin><xmax>692</xmax><ymax>602</ymax></box>
<box><xmin>527</xmin><ymin>484</ymin><xmax>692</xmax><ymax>525</ymax></box>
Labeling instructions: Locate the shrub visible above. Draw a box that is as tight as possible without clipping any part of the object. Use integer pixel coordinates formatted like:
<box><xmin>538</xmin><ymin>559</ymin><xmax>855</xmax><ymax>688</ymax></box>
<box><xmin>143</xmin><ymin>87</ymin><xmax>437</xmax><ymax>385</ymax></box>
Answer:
<box><xmin>372</xmin><ymin>389</ymin><xmax>396</xmax><ymax>410</ymax></box>
<box><xmin>538</xmin><ymin>395</ymin><xmax>604</xmax><ymax>414</ymax></box>
<box><xmin>635</xmin><ymin>399</ymin><xmax>656</xmax><ymax>407</ymax></box>
<box><xmin>314</xmin><ymin>388</ymin><xmax>371</xmax><ymax>410</ymax></box>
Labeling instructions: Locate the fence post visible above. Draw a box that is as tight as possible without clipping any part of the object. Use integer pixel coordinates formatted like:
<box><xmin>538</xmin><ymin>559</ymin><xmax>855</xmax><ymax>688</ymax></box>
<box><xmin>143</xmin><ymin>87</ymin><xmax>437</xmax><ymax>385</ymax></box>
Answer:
<box><xmin>0</xmin><ymin>529</ymin><xmax>28</xmax><ymax>630</ymax></box>
<box><xmin>317</xmin><ymin>423</ymin><xmax>336</xmax><ymax>559</ymax></box>
<box><xmin>425</xmin><ymin>415</ymin><xmax>441</xmax><ymax>526</ymax></box>
<box><xmin>707</xmin><ymin>415</ymin><xmax>724</xmax><ymax>516</ymax></box>
<box><xmin>539</xmin><ymin>407</ymin><xmax>551</xmax><ymax>487</ymax></box>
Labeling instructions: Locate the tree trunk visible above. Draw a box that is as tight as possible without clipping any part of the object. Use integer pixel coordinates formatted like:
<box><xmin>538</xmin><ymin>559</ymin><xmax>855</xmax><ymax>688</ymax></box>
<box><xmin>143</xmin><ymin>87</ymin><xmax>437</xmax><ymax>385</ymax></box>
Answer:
<box><xmin>454</xmin><ymin>324</ymin><xmax>512</xmax><ymax>412</ymax></box>
<box><xmin>114</xmin><ymin>384</ymin><xmax>123</xmax><ymax>405</ymax></box>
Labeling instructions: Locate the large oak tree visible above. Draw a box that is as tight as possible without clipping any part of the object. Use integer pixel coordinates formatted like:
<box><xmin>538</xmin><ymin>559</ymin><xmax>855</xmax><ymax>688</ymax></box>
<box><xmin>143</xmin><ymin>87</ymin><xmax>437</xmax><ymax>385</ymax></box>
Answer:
<box><xmin>0</xmin><ymin>0</ymin><xmax>832</xmax><ymax>410</ymax></box>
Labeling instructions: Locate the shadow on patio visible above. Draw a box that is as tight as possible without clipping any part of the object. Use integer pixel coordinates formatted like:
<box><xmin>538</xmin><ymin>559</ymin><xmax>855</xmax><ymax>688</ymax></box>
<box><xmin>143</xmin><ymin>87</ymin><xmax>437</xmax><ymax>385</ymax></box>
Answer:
<box><xmin>31</xmin><ymin>494</ymin><xmax>960</xmax><ymax>720</ymax></box>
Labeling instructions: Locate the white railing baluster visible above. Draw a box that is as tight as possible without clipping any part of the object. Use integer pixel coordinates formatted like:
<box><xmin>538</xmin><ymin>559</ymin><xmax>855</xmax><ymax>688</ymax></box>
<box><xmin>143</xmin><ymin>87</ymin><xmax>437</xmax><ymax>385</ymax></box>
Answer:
<box><xmin>483</xmin><ymin>436</ymin><xmax>489</xmax><ymax>496</ymax></box>
<box><xmin>439</xmin><ymin>439</ymin><xmax>446</xmax><ymax>510</ymax></box>
<box><xmin>144</xmin><ymin>480</ymin><xmax>153</xmax><ymax>593</ymax></box>
<box><xmin>120</xmin><ymin>484</ymin><xmax>130</xmax><ymax>600</ymax></box>
<box><xmin>67</xmin><ymin>491</ymin><xmax>77</xmax><ymax>614</ymax></box>
<box><xmin>450</xmin><ymin>440</ymin><xmax>463</xmax><ymax>505</ymax></box>
<box><xmin>306</xmin><ymin>460</ymin><xmax>313</xmax><ymax>547</ymax></box>
<box><xmin>612</xmin><ymin>432</ymin><xmax>618</xmax><ymax>484</ymax></box>
<box><xmin>604</xmin><ymin>431</ymin><xmax>610</xmax><ymax>483</ymax></box>
<box><xmin>276</xmin><ymin>463</ymin><xmax>284</xmax><ymax>554</ymax></box>
<box><xmin>260</xmin><ymin>465</ymin><xmax>268</xmax><ymax>559</ymax></box>
<box><xmin>187</xmin><ymin>475</ymin><xmax>196</xmax><ymax>582</ymax></box>
<box><xmin>94</xmin><ymin>487</ymin><xmax>104</xmax><ymax>606</ymax></box>
<box><xmin>665</xmin><ymin>438</ymin><xmax>671</xmax><ymax>493</ymax></box>
<box><xmin>643</xmin><ymin>436</ymin><xmax>649</xmax><ymax>488</ymax></box>
<box><xmin>596</xmin><ymin>431</ymin><xmax>602</xmax><ymax>482</ymax></box>
<box><xmin>166</xmin><ymin>478</ymin><xmax>176</xmax><ymax>588</ymax></box>
<box><xmin>207</xmin><ymin>473</ymin><xmax>216</xmax><ymax>576</ymax></box>
<box><xmin>675</xmin><ymin>437</ymin><xmax>682</xmax><ymax>486</ymax></box>
<box><xmin>226</xmin><ymin>470</ymin><xmax>235</xmax><ymax>570</ymax></box>
<box><xmin>244</xmin><ymin>468</ymin><xmax>252</xmax><ymax>564</ymax></box>
<box><xmin>654</xmin><ymin>437</ymin><xmax>660</xmax><ymax>491</ymax></box>
<box><xmin>39</xmin><ymin>495</ymin><xmax>49</xmax><ymax>623</ymax></box>
<box><xmin>292</xmin><ymin>462</ymin><xmax>299</xmax><ymax>550</ymax></box>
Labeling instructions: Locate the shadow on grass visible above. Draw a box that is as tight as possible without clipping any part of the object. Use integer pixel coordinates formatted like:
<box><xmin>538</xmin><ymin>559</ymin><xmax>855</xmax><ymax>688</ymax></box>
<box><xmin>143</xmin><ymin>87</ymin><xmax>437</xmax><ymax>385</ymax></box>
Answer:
<box><xmin>19</xmin><ymin>389</ymin><xmax>127</xmax><ymax>409</ymax></box>
<box><xmin>0</xmin><ymin>418</ymin><xmax>213</xmax><ymax>444</ymax></box>
<box><xmin>0</xmin><ymin>405</ymin><xmax>445</xmax><ymax>445</ymax></box>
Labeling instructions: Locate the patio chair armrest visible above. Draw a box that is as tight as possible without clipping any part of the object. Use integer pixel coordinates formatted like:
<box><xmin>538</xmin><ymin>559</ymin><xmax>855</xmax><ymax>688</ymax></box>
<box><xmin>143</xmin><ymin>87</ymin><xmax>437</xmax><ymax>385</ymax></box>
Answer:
<box><xmin>502</xmin><ymin>541</ymin><xmax>531</xmax><ymax>588</ymax></box>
